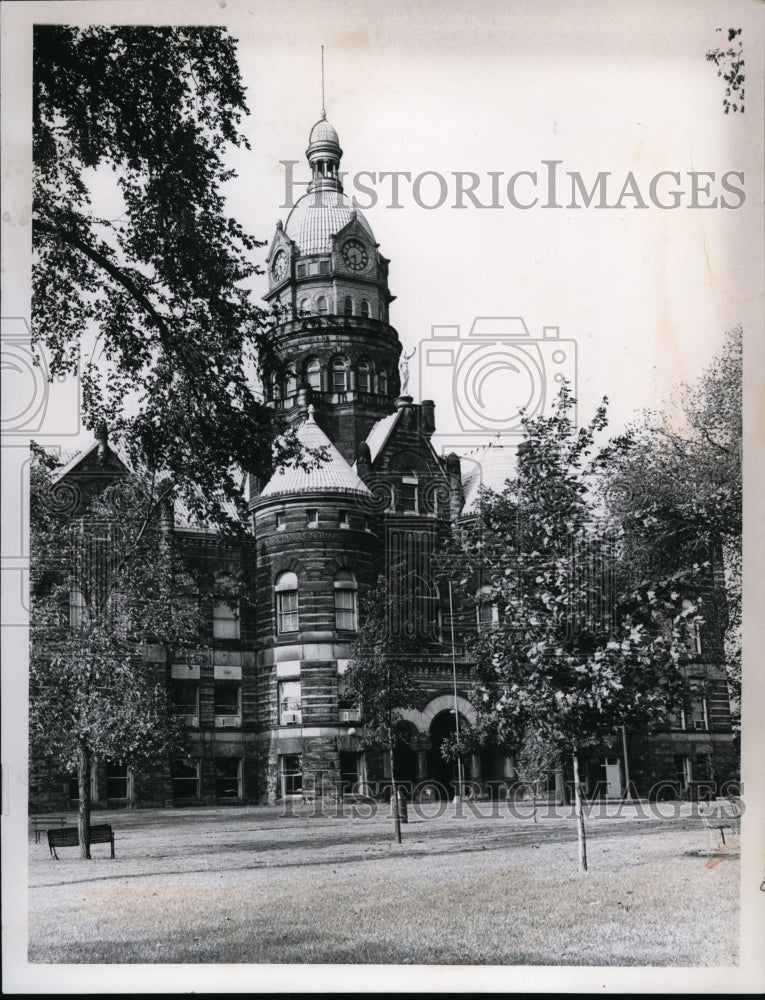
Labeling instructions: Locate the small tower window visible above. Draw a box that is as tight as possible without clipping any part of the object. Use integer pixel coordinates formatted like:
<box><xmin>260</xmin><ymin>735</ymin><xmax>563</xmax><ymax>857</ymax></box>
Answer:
<box><xmin>299</xmin><ymin>297</ymin><xmax>310</xmax><ymax>314</ymax></box>
<box><xmin>344</xmin><ymin>296</ymin><xmax>353</xmax><ymax>316</ymax></box>
<box><xmin>285</xmin><ymin>368</ymin><xmax>298</xmax><ymax>396</ymax></box>
<box><xmin>319</xmin><ymin>260</ymin><xmax>330</xmax><ymax>275</ymax></box>
<box><xmin>361</xmin><ymin>299</ymin><xmax>370</xmax><ymax>318</ymax></box>
<box><xmin>332</xmin><ymin>356</ymin><xmax>350</xmax><ymax>392</ymax></box>
<box><xmin>317</xmin><ymin>295</ymin><xmax>329</xmax><ymax>315</ymax></box>
<box><xmin>377</xmin><ymin>369</ymin><xmax>388</xmax><ymax>395</ymax></box>
<box><xmin>275</xmin><ymin>571</ymin><xmax>299</xmax><ymax>634</ymax></box>
<box><xmin>357</xmin><ymin>360</ymin><xmax>372</xmax><ymax>393</ymax></box>
<box><xmin>334</xmin><ymin>570</ymin><xmax>358</xmax><ymax>631</ymax></box>
<box><xmin>306</xmin><ymin>358</ymin><xmax>322</xmax><ymax>391</ymax></box>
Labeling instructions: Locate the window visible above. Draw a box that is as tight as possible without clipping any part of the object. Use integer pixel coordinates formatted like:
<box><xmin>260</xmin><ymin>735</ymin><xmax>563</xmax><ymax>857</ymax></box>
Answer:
<box><xmin>279</xmin><ymin>680</ymin><xmax>302</xmax><ymax>724</ymax></box>
<box><xmin>682</xmin><ymin>599</ymin><xmax>702</xmax><ymax>654</ymax></box>
<box><xmin>317</xmin><ymin>295</ymin><xmax>328</xmax><ymax>315</ymax></box>
<box><xmin>332</xmin><ymin>356</ymin><xmax>350</xmax><ymax>392</ymax></box>
<box><xmin>297</xmin><ymin>264</ymin><xmax>307</xmax><ymax>279</ymax></box>
<box><xmin>306</xmin><ymin>508</ymin><xmax>319</xmax><ymax>527</ymax></box>
<box><xmin>378</xmin><ymin>369</ymin><xmax>388</xmax><ymax>394</ymax></box>
<box><xmin>361</xmin><ymin>299</ymin><xmax>370</xmax><ymax>318</ymax></box>
<box><xmin>171</xmin><ymin>760</ymin><xmax>200</xmax><ymax>801</ymax></box>
<box><xmin>319</xmin><ymin>260</ymin><xmax>330</xmax><ymax>275</ymax></box>
<box><xmin>213</xmin><ymin>599</ymin><xmax>240</xmax><ymax>639</ymax></box>
<box><xmin>344</xmin><ymin>296</ymin><xmax>353</xmax><ymax>316</ymax></box>
<box><xmin>399</xmin><ymin>477</ymin><xmax>418</xmax><ymax>513</ymax></box>
<box><xmin>69</xmin><ymin>584</ymin><xmax>86</xmax><ymax>629</ymax></box>
<box><xmin>281</xmin><ymin>754</ymin><xmax>302</xmax><ymax>797</ymax></box>
<box><xmin>334</xmin><ymin>570</ymin><xmax>358</xmax><ymax>631</ymax></box>
<box><xmin>476</xmin><ymin>586</ymin><xmax>499</xmax><ymax>629</ymax></box>
<box><xmin>276</xmin><ymin>512</ymin><xmax>287</xmax><ymax>531</ymax></box>
<box><xmin>214</xmin><ymin>681</ymin><xmax>241</xmax><ymax>718</ymax></box>
<box><xmin>215</xmin><ymin>758</ymin><xmax>242</xmax><ymax>799</ymax></box>
<box><xmin>169</xmin><ymin>680</ymin><xmax>199</xmax><ymax>723</ymax></box>
<box><xmin>299</xmin><ymin>296</ymin><xmax>309</xmax><ymax>313</ymax></box>
<box><xmin>339</xmin><ymin>509</ymin><xmax>351</xmax><ymax>529</ymax></box>
<box><xmin>667</xmin><ymin>706</ymin><xmax>686</xmax><ymax>730</ymax></box>
<box><xmin>306</xmin><ymin>358</ymin><xmax>321</xmax><ymax>391</ymax></box>
<box><xmin>276</xmin><ymin>571</ymin><xmax>299</xmax><ymax>633</ymax></box>
<box><xmin>285</xmin><ymin>368</ymin><xmax>298</xmax><ymax>396</ymax></box>
<box><xmin>106</xmin><ymin>762</ymin><xmax>129</xmax><ymax>800</ymax></box>
<box><xmin>690</xmin><ymin>694</ymin><xmax>708</xmax><ymax>731</ymax></box>
<box><xmin>357</xmin><ymin>360</ymin><xmax>371</xmax><ymax>392</ymax></box>
<box><xmin>674</xmin><ymin>754</ymin><xmax>692</xmax><ymax>790</ymax></box>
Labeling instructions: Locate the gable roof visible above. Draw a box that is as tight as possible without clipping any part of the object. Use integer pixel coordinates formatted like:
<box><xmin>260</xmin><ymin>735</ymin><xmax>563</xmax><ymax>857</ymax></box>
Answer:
<box><xmin>259</xmin><ymin>407</ymin><xmax>372</xmax><ymax>499</ymax></box>
<box><xmin>460</xmin><ymin>444</ymin><xmax>518</xmax><ymax>515</ymax></box>
<box><xmin>357</xmin><ymin>410</ymin><xmax>402</xmax><ymax>467</ymax></box>
<box><xmin>52</xmin><ymin>438</ymin><xmax>131</xmax><ymax>485</ymax></box>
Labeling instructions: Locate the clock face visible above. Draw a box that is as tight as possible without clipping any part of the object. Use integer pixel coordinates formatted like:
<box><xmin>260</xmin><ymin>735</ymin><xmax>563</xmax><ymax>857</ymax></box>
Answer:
<box><xmin>272</xmin><ymin>250</ymin><xmax>288</xmax><ymax>281</ymax></box>
<box><xmin>342</xmin><ymin>239</ymin><xmax>369</xmax><ymax>271</ymax></box>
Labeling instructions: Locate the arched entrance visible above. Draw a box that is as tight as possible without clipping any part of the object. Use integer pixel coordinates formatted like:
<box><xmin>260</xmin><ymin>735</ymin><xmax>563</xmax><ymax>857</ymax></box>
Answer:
<box><xmin>428</xmin><ymin>710</ymin><xmax>470</xmax><ymax>798</ymax></box>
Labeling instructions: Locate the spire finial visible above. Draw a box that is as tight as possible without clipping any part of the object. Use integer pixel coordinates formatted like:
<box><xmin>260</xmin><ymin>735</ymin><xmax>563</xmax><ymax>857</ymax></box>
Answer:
<box><xmin>321</xmin><ymin>45</ymin><xmax>326</xmax><ymax>119</ymax></box>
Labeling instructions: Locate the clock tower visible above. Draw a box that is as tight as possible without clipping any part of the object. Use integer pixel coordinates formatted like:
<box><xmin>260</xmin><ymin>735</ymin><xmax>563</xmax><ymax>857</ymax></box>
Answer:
<box><xmin>263</xmin><ymin>113</ymin><xmax>402</xmax><ymax>463</ymax></box>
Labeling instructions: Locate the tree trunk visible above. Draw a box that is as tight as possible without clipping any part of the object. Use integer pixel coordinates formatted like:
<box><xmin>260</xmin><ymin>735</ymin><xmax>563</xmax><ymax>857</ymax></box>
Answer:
<box><xmin>78</xmin><ymin>742</ymin><xmax>92</xmax><ymax>859</ymax></box>
<box><xmin>572</xmin><ymin>750</ymin><xmax>587</xmax><ymax>872</ymax></box>
<box><xmin>389</xmin><ymin>740</ymin><xmax>401</xmax><ymax>845</ymax></box>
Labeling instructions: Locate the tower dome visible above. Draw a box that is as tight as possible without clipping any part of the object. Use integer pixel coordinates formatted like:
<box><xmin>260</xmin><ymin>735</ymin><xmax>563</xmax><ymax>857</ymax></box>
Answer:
<box><xmin>308</xmin><ymin>117</ymin><xmax>340</xmax><ymax>147</ymax></box>
<box><xmin>285</xmin><ymin>193</ymin><xmax>374</xmax><ymax>256</ymax></box>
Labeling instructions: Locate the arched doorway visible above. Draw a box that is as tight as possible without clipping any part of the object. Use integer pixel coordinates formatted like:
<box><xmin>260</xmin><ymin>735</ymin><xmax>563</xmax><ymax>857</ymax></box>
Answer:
<box><xmin>428</xmin><ymin>710</ymin><xmax>470</xmax><ymax>798</ymax></box>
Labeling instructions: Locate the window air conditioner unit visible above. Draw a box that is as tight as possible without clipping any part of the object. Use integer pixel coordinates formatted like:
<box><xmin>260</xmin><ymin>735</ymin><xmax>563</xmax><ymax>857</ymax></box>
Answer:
<box><xmin>282</xmin><ymin>711</ymin><xmax>301</xmax><ymax>725</ymax></box>
<box><xmin>216</xmin><ymin>716</ymin><xmax>240</xmax><ymax>728</ymax></box>
<box><xmin>339</xmin><ymin>709</ymin><xmax>360</xmax><ymax>723</ymax></box>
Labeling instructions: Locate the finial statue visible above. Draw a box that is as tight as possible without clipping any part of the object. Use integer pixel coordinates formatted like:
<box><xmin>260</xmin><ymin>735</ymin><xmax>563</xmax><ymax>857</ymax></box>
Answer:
<box><xmin>398</xmin><ymin>347</ymin><xmax>416</xmax><ymax>395</ymax></box>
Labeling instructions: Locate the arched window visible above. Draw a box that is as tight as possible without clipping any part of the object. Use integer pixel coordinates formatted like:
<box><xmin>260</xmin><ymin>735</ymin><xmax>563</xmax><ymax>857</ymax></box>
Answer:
<box><xmin>361</xmin><ymin>299</ymin><xmax>370</xmax><ymax>318</ymax></box>
<box><xmin>476</xmin><ymin>585</ymin><xmax>499</xmax><ymax>629</ymax></box>
<box><xmin>334</xmin><ymin>570</ymin><xmax>358</xmax><ymax>631</ymax></box>
<box><xmin>317</xmin><ymin>295</ymin><xmax>329</xmax><ymax>316</ymax></box>
<box><xmin>332</xmin><ymin>356</ymin><xmax>350</xmax><ymax>392</ymax></box>
<box><xmin>299</xmin><ymin>298</ymin><xmax>310</xmax><ymax>315</ymax></box>
<box><xmin>377</xmin><ymin>369</ymin><xmax>388</xmax><ymax>395</ymax></box>
<box><xmin>275</xmin><ymin>571</ymin><xmax>299</xmax><ymax>634</ymax></box>
<box><xmin>357</xmin><ymin>359</ymin><xmax>372</xmax><ymax>393</ymax></box>
<box><xmin>344</xmin><ymin>296</ymin><xmax>353</xmax><ymax>316</ymax></box>
<box><xmin>271</xmin><ymin>376</ymin><xmax>282</xmax><ymax>400</ymax></box>
<box><xmin>306</xmin><ymin>358</ymin><xmax>322</xmax><ymax>391</ymax></box>
<box><xmin>285</xmin><ymin>367</ymin><xmax>297</xmax><ymax>396</ymax></box>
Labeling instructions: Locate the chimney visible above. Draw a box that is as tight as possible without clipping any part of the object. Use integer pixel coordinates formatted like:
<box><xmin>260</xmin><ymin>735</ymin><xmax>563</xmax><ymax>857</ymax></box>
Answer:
<box><xmin>421</xmin><ymin>399</ymin><xmax>436</xmax><ymax>437</ymax></box>
<box><xmin>446</xmin><ymin>452</ymin><xmax>463</xmax><ymax>530</ymax></box>
<box><xmin>356</xmin><ymin>441</ymin><xmax>371</xmax><ymax>481</ymax></box>
<box><xmin>95</xmin><ymin>421</ymin><xmax>109</xmax><ymax>465</ymax></box>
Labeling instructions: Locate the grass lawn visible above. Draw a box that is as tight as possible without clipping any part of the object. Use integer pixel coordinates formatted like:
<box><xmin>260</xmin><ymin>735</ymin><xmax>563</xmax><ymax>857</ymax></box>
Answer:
<box><xmin>27</xmin><ymin>802</ymin><xmax>739</xmax><ymax>965</ymax></box>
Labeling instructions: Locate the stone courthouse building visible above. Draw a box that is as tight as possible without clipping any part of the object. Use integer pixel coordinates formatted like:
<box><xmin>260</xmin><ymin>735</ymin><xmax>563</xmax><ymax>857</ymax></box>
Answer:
<box><xmin>30</xmin><ymin>114</ymin><xmax>737</xmax><ymax>811</ymax></box>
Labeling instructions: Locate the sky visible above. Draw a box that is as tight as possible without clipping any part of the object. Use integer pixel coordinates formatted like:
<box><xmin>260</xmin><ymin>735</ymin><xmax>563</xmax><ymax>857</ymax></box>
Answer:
<box><xmin>2</xmin><ymin>0</ymin><xmax>763</xmax><ymax>458</ymax></box>
<box><xmin>2</xmin><ymin>1</ymin><xmax>764</xmax><ymax>993</ymax></box>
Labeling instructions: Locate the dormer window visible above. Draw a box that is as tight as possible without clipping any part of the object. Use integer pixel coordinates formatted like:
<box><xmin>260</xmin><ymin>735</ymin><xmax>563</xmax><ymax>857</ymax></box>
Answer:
<box><xmin>399</xmin><ymin>477</ymin><xmax>418</xmax><ymax>513</ymax></box>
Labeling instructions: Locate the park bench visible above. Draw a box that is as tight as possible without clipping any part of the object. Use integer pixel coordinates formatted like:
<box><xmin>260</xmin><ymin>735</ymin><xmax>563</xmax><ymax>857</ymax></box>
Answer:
<box><xmin>700</xmin><ymin>802</ymin><xmax>740</xmax><ymax>849</ymax></box>
<box><xmin>31</xmin><ymin>816</ymin><xmax>66</xmax><ymax>844</ymax></box>
<box><xmin>48</xmin><ymin>823</ymin><xmax>115</xmax><ymax>859</ymax></box>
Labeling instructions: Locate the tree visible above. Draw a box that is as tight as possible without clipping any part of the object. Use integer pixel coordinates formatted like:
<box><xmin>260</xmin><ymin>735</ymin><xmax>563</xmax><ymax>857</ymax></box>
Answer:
<box><xmin>600</xmin><ymin>326</ymin><xmax>742</xmax><ymax>741</ymax></box>
<box><xmin>29</xmin><ymin>451</ymin><xmax>207</xmax><ymax>858</ymax></box>
<box><xmin>457</xmin><ymin>387</ymin><xmax>693</xmax><ymax>871</ymax></box>
<box><xmin>33</xmin><ymin>25</ymin><xmax>304</xmax><ymax>528</ymax></box>
<box><xmin>344</xmin><ymin>575</ymin><xmax>420</xmax><ymax>844</ymax></box>
<box><xmin>706</xmin><ymin>28</ymin><xmax>744</xmax><ymax>114</ymax></box>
